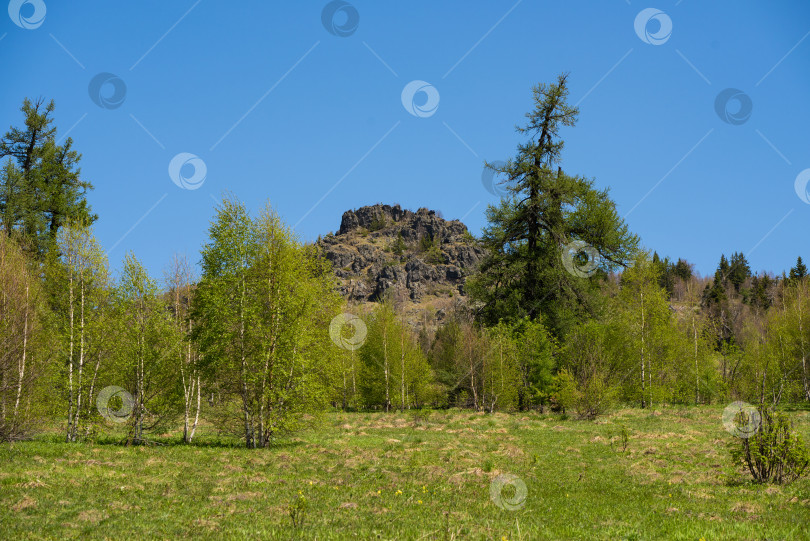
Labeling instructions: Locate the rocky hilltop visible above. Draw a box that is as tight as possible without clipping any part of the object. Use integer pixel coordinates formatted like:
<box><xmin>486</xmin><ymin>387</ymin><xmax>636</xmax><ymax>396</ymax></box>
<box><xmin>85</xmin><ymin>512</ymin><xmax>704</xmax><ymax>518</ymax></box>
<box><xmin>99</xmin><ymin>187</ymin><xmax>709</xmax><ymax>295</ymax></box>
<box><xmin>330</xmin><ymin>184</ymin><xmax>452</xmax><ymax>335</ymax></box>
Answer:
<box><xmin>317</xmin><ymin>204</ymin><xmax>485</xmax><ymax>313</ymax></box>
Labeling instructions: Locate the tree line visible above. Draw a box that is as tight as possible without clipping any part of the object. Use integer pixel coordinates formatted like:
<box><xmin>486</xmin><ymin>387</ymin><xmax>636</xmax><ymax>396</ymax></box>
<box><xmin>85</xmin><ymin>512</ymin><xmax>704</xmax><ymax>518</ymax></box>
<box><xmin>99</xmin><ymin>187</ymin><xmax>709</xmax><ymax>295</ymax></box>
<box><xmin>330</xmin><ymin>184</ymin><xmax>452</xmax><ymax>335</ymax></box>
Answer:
<box><xmin>2</xmin><ymin>77</ymin><xmax>809</xmax><ymax>448</ymax></box>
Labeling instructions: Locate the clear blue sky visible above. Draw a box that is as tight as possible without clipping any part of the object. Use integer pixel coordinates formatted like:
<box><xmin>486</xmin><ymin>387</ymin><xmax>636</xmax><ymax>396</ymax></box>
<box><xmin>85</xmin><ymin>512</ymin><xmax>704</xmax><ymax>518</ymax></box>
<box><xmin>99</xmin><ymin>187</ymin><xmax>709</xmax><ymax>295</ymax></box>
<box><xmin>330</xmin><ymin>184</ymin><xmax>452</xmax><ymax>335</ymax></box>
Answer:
<box><xmin>2</xmin><ymin>1</ymin><xmax>809</xmax><ymax>280</ymax></box>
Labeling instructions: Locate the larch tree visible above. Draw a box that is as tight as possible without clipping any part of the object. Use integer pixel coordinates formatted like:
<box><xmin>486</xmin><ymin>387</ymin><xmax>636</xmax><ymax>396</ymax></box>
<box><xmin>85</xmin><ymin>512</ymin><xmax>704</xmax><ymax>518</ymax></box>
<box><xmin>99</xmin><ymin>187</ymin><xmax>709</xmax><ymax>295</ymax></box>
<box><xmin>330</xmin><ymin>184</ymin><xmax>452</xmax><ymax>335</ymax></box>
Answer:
<box><xmin>0</xmin><ymin>98</ymin><xmax>96</xmax><ymax>259</ymax></box>
<box><xmin>468</xmin><ymin>73</ymin><xmax>638</xmax><ymax>337</ymax></box>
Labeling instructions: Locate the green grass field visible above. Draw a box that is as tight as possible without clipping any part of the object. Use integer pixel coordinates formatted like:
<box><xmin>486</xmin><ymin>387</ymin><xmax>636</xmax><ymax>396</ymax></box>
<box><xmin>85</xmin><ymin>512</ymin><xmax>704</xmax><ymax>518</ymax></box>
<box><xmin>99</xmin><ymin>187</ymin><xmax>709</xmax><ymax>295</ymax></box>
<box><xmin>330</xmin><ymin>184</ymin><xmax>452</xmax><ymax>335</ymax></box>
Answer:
<box><xmin>2</xmin><ymin>406</ymin><xmax>809</xmax><ymax>540</ymax></box>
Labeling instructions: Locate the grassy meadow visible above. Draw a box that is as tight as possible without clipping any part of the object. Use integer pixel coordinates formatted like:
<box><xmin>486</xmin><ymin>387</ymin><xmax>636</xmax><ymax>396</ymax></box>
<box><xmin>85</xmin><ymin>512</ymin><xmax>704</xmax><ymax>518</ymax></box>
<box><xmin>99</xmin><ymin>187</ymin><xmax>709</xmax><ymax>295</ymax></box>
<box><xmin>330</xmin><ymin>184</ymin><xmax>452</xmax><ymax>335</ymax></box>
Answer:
<box><xmin>1</xmin><ymin>406</ymin><xmax>809</xmax><ymax>540</ymax></box>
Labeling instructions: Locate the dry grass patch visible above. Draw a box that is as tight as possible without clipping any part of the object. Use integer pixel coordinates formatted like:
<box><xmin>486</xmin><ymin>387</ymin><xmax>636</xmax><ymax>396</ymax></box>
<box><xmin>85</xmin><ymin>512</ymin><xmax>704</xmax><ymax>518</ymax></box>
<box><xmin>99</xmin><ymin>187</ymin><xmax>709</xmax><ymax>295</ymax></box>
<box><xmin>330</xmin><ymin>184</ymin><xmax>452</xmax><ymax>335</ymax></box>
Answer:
<box><xmin>17</xmin><ymin>478</ymin><xmax>48</xmax><ymax>488</ymax></box>
<box><xmin>77</xmin><ymin>509</ymin><xmax>106</xmax><ymax>522</ymax></box>
<box><xmin>193</xmin><ymin>518</ymin><xmax>220</xmax><ymax>531</ymax></box>
<box><xmin>227</xmin><ymin>491</ymin><xmax>263</xmax><ymax>502</ymax></box>
<box><xmin>498</xmin><ymin>445</ymin><xmax>525</xmax><ymax>458</ymax></box>
<box><xmin>11</xmin><ymin>495</ymin><xmax>37</xmax><ymax>511</ymax></box>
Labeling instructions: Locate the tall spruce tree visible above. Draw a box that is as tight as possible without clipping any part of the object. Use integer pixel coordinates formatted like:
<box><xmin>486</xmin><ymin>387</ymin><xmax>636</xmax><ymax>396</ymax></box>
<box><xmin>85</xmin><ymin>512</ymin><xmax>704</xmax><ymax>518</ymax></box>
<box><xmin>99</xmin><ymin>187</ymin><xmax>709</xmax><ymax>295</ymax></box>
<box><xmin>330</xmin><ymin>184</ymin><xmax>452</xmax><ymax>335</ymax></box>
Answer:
<box><xmin>728</xmin><ymin>252</ymin><xmax>751</xmax><ymax>293</ymax></box>
<box><xmin>790</xmin><ymin>256</ymin><xmax>808</xmax><ymax>283</ymax></box>
<box><xmin>468</xmin><ymin>74</ymin><xmax>638</xmax><ymax>336</ymax></box>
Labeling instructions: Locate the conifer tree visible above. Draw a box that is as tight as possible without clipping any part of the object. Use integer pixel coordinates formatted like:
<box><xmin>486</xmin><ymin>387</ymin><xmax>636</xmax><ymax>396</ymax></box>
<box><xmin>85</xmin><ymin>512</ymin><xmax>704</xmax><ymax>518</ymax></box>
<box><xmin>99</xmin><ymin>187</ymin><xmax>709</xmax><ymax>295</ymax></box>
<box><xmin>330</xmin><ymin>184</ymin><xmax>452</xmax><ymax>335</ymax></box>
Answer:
<box><xmin>468</xmin><ymin>74</ymin><xmax>638</xmax><ymax>336</ymax></box>
<box><xmin>0</xmin><ymin>99</ymin><xmax>96</xmax><ymax>258</ymax></box>
<box><xmin>790</xmin><ymin>256</ymin><xmax>808</xmax><ymax>283</ymax></box>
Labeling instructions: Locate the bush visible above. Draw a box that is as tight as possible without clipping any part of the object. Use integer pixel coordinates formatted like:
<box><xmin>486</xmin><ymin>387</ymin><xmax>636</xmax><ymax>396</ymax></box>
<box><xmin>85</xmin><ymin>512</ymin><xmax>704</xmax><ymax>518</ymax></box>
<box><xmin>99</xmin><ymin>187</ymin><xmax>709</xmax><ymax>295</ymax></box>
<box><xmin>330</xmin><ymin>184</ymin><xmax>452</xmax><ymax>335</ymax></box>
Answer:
<box><xmin>391</xmin><ymin>232</ymin><xmax>407</xmax><ymax>256</ymax></box>
<box><xmin>424</xmin><ymin>246</ymin><xmax>444</xmax><ymax>265</ymax></box>
<box><xmin>419</xmin><ymin>233</ymin><xmax>435</xmax><ymax>252</ymax></box>
<box><xmin>368</xmin><ymin>215</ymin><xmax>387</xmax><ymax>232</ymax></box>
<box><xmin>553</xmin><ymin>368</ymin><xmax>616</xmax><ymax>420</ymax></box>
<box><xmin>730</xmin><ymin>406</ymin><xmax>810</xmax><ymax>484</ymax></box>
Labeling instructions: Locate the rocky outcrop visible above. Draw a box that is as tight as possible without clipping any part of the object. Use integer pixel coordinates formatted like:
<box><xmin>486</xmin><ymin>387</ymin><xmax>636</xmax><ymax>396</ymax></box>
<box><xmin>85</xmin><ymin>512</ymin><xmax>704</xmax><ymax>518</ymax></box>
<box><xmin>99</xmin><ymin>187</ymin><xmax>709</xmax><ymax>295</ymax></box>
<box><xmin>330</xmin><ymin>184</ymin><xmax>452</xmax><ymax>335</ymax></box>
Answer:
<box><xmin>318</xmin><ymin>204</ymin><xmax>485</xmax><ymax>304</ymax></box>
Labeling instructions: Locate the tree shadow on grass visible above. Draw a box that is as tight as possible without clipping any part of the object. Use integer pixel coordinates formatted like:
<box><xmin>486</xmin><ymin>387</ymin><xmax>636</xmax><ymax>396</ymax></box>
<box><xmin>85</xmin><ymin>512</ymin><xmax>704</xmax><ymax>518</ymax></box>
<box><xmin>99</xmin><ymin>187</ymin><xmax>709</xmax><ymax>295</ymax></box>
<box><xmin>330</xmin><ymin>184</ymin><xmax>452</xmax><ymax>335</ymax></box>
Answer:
<box><xmin>92</xmin><ymin>436</ymin><xmax>307</xmax><ymax>450</ymax></box>
<box><xmin>32</xmin><ymin>431</ymin><xmax>305</xmax><ymax>450</ymax></box>
<box><xmin>781</xmin><ymin>403</ymin><xmax>810</xmax><ymax>413</ymax></box>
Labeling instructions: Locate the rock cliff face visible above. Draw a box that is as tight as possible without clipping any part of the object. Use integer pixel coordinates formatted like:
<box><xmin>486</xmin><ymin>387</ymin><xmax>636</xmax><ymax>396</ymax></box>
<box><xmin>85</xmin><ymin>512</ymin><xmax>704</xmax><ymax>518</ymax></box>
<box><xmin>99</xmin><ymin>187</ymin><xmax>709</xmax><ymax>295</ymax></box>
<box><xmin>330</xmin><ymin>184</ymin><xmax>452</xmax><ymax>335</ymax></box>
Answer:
<box><xmin>317</xmin><ymin>204</ymin><xmax>485</xmax><ymax>306</ymax></box>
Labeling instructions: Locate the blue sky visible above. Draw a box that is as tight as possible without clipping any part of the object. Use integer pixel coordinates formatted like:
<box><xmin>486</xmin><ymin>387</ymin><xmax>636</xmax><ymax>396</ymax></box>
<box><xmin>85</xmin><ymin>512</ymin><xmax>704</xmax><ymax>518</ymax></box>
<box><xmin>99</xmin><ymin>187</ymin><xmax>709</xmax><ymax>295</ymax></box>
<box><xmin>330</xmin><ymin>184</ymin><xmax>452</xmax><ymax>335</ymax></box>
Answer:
<box><xmin>2</xmin><ymin>1</ymin><xmax>809</xmax><ymax>281</ymax></box>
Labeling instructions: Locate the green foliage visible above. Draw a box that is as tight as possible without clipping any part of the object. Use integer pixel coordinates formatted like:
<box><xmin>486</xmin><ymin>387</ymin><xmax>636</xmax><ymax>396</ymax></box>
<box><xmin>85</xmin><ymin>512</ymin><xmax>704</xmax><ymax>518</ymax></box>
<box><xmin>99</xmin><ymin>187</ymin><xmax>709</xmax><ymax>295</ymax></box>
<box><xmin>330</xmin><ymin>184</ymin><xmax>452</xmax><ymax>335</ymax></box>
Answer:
<box><xmin>728</xmin><ymin>252</ymin><xmax>751</xmax><ymax>293</ymax></box>
<box><xmin>731</xmin><ymin>406</ymin><xmax>810</xmax><ymax>484</ymax></box>
<box><xmin>391</xmin><ymin>231</ymin><xmax>407</xmax><ymax>256</ymax></box>
<box><xmin>748</xmin><ymin>273</ymin><xmax>774</xmax><ymax>310</ymax></box>
<box><xmin>737</xmin><ymin>279</ymin><xmax>810</xmax><ymax>404</ymax></box>
<box><xmin>288</xmin><ymin>492</ymin><xmax>308</xmax><ymax>529</ymax></box>
<box><xmin>0</xmin><ymin>234</ymin><xmax>49</xmax><ymax>441</ymax></box>
<box><xmin>480</xmin><ymin>323</ymin><xmax>522</xmax><ymax>412</ymax></box>
<box><xmin>673</xmin><ymin>258</ymin><xmax>693</xmax><ymax>282</ymax></box>
<box><xmin>0</xmin><ymin>98</ymin><xmax>96</xmax><ymax>259</ymax></box>
<box><xmin>619</xmin><ymin>424</ymin><xmax>629</xmax><ymax>452</ymax></box>
<box><xmin>112</xmin><ymin>253</ymin><xmax>182</xmax><ymax>444</ymax></box>
<box><xmin>416</xmin><ymin>231</ymin><xmax>443</xmax><ymax>263</ymax></box>
<box><xmin>789</xmin><ymin>256</ymin><xmax>807</xmax><ymax>284</ymax></box>
<box><xmin>418</xmin><ymin>232</ymin><xmax>436</xmax><ymax>253</ymax></box>
<box><xmin>424</xmin><ymin>245</ymin><xmax>443</xmax><ymax>265</ymax></box>
<box><xmin>368</xmin><ymin>214</ymin><xmax>387</xmax><ymax>232</ymax></box>
<box><xmin>192</xmin><ymin>196</ymin><xmax>343</xmax><ymax>447</ymax></box>
<box><xmin>408</xmin><ymin>406</ymin><xmax>432</xmax><ymax>426</ymax></box>
<box><xmin>468</xmin><ymin>74</ymin><xmax>638</xmax><ymax>336</ymax></box>
<box><xmin>555</xmin><ymin>323</ymin><xmax>618</xmax><ymax>420</ymax></box>
<box><xmin>613</xmin><ymin>252</ymin><xmax>695</xmax><ymax>407</ymax></box>
<box><xmin>508</xmin><ymin>318</ymin><xmax>556</xmax><ymax>409</ymax></box>
<box><xmin>47</xmin><ymin>223</ymin><xmax>113</xmax><ymax>442</ymax></box>
<box><xmin>359</xmin><ymin>301</ymin><xmax>433</xmax><ymax>410</ymax></box>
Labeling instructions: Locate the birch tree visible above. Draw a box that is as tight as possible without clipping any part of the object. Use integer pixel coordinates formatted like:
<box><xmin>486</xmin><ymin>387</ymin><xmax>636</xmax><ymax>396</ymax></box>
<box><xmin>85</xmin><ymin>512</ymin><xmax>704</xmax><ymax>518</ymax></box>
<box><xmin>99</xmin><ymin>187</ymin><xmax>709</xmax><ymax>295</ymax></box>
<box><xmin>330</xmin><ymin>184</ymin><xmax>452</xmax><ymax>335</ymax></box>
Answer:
<box><xmin>481</xmin><ymin>323</ymin><xmax>521</xmax><ymax>412</ymax></box>
<box><xmin>616</xmin><ymin>253</ymin><xmax>672</xmax><ymax>408</ymax></box>
<box><xmin>193</xmin><ymin>197</ymin><xmax>342</xmax><ymax>448</ymax></box>
<box><xmin>359</xmin><ymin>301</ymin><xmax>432</xmax><ymax>411</ymax></box>
<box><xmin>165</xmin><ymin>254</ymin><xmax>201</xmax><ymax>443</ymax></box>
<box><xmin>0</xmin><ymin>234</ymin><xmax>45</xmax><ymax>441</ymax></box>
<box><xmin>51</xmin><ymin>222</ymin><xmax>111</xmax><ymax>442</ymax></box>
<box><xmin>114</xmin><ymin>253</ymin><xmax>179</xmax><ymax>444</ymax></box>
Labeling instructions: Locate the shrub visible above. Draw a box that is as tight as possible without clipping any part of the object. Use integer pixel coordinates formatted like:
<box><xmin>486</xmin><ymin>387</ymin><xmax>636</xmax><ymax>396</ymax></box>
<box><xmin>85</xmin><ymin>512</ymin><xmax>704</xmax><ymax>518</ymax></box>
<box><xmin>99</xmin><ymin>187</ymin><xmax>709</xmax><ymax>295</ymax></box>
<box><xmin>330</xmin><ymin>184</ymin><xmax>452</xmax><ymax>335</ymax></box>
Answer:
<box><xmin>611</xmin><ymin>424</ymin><xmax>629</xmax><ymax>452</ymax></box>
<box><xmin>409</xmin><ymin>407</ymin><xmax>432</xmax><ymax>427</ymax></box>
<box><xmin>288</xmin><ymin>493</ymin><xmax>308</xmax><ymax>528</ymax></box>
<box><xmin>368</xmin><ymin>215</ymin><xmax>387</xmax><ymax>232</ymax></box>
<box><xmin>730</xmin><ymin>406</ymin><xmax>810</xmax><ymax>484</ymax></box>
<box><xmin>391</xmin><ymin>232</ymin><xmax>407</xmax><ymax>256</ymax></box>
<box><xmin>419</xmin><ymin>233</ymin><xmax>435</xmax><ymax>252</ymax></box>
<box><xmin>553</xmin><ymin>368</ymin><xmax>616</xmax><ymax>420</ymax></box>
<box><xmin>424</xmin><ymin>246</ymin><xmax>444</xmax><ymax>265</ymax></box>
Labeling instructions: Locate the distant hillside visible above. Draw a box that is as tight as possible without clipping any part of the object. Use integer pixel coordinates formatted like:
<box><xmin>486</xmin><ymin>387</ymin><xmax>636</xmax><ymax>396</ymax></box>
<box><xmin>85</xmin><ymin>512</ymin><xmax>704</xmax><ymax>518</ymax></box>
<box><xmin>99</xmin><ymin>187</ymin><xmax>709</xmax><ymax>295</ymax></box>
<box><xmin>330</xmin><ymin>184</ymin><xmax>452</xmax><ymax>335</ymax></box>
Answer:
<box><xmin>317</xmin><ymin>204</ymin><xmax>486</xmax><ymax>324</ymax></box>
